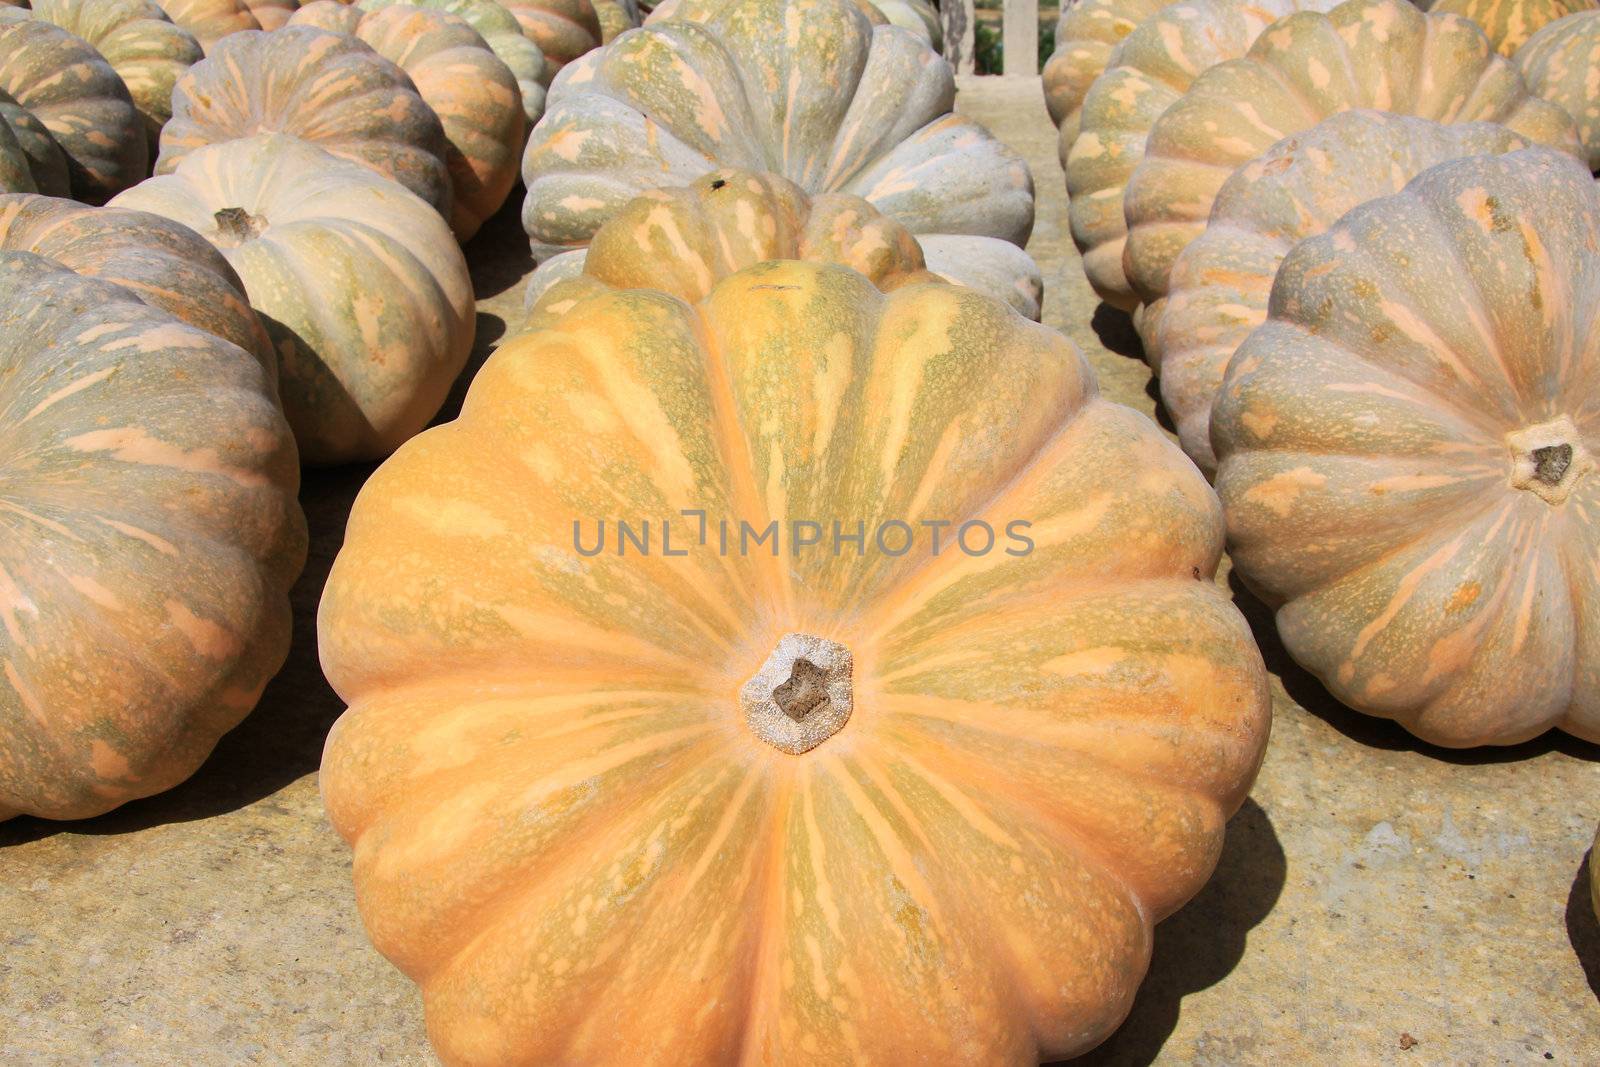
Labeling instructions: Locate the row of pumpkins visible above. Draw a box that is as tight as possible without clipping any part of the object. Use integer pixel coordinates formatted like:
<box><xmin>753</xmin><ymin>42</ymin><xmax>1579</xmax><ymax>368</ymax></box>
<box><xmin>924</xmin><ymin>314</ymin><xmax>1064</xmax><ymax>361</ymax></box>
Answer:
<box><xmin>0</xmin><ymin>0</ymin><xmax>1596</xmax><ymax>1063</ymax></box>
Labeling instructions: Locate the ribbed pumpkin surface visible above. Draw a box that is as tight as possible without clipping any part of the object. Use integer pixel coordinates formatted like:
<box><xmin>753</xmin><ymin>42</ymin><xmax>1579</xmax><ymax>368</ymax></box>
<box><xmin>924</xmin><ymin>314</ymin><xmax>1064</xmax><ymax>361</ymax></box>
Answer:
<box><xmin>0</xmin><ymin>250</ymin><xmax>305</xmax><ymax>821</ymax></box>
<box><xmin>592</xmin><ymin>0</ymin><xmax>637</xmax><ymax>41</ymax></box>
<box><xmin>1041</xmin><ymin>0</ymin><xmax>1164</xmax><ymax>143</ymax></box>
<box><xmin>152</xmin><ymin>0</ymin><xmax>260</xmax><ymax>50</ymax></box>
<box><xmin>1214</xmin><ymin>148</ymin><xmax>1600</xmax><ymax>747</ymax></box>
<box><xmin>1516</xmin><ymin>9</ymin><xmax>1600</xmax><ymax>169</ymax></box>
<box><xmin>1432</xmin><ymin>0</ymin><xmax>1596</xmax><ymax>54</ymax></box>
<box><xmin>502</xmin><ymin>0</ymin><xmax>599</xmax><ymax>77</ymax></box>
<box><xmin>318</xmin><ymin>259</ymin><xmax>1270</xmax><ymax>1066</ymax></box>
<box><xmin>114</xmin><ymin>135</ymin><xmax>474</xmax><ymax>466</ymax></box>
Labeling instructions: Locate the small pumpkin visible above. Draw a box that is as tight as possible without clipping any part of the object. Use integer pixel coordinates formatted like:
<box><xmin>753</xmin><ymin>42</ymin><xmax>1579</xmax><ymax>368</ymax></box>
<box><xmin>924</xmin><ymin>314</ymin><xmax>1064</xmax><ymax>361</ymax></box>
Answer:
<box><xmin>28</xmin><ymin>0</ymin><xmax>204</xmax><ymax>150</ymax></box>
<box><xmin>524</xmin><ymin>167</ymin><xmax>938</xmax><ymax>324</ymax></box>
<box><xmin>318</xmin><ymin>259</ymin><xmax>1270</xmax><ymax>1066</ymax></box>
<box><xmin>501</xmin><ymin>0</ymin><xmax>600</xmax><ymax>78</ymax></box>
<box><xmin>1041</xmin><ymin>0</ymin><xmax>1165</xmax><ymax>144</ymax></box>
<box><xmin>287</xmin><ymin>2</ymin><xmax>525</xmax><ymax>241</ymax></box>
<box><xmin>1214</xmin><ymin>147</ymin><xmax>1600</xmax><ymax>747</ymax></box>
<box><xmin>522</xmin><ymin>0</ymin><xmax>1039</xmax><ymax>318</ymax></box>
<box><xmin>152</xmin><ymin>0</ymin><xmax>260</xmax><ymax>49</ymax></box>
<box><xmin>114</xmin><ymin>135</ymin><xmax>474</xmax><ymax>465</ymax></box>
<box><xmin>0</xmin><ymin>249</ymin><xmax>304</xmax><ymax>822</ymax></box>
<box><xmin>0</xmin><ymin>191</ymin><xmax>274</xmax><ymax>372</ymax></box>
<box><xmin>1066</xmin><ymin>0</ymin><xmax>1338</xmax><ymax>312</ymax></box>
<box><xmin>1154</xmin><ymin>113</ymin><xmax>1529</xmax><ymax>474</ymax></box>
<box><xmin>1516</xmin><ymin>10</ymin><xmax>1600</xmax><ymax>170</ymax></box>
<box><xmin>0</xmin><ymin>13</ymin><xmax>147</xmax><ymax>202</ymax></box>
<box><xmin>158</xmin><ymin>25</ymin><xmax>453</xmax><ymax>216</ymax></box>
<box><xmin>1124</xmin><ymin>0</ymin><xmax>1579</xmax><ymax>353</ymax></box>
<box><xmin>1430</xmin><ymin>0</ymin><xmax>1595</xmax><ymax>54</ymax></box>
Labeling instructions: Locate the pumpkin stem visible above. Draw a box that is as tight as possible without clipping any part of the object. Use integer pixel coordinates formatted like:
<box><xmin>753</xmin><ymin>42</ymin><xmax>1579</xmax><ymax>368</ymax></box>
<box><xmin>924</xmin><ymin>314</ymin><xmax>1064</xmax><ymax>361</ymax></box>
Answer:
<box><xmin>740</xmin><ymin>633</ymin><xmax>852</xmax><ymax>754</ymax></box>
<box><xmin>214</xmin><ymin>207</ymin><xmax>263</xmax><ymax>245</ymax></box>
<box><xmin>1506</xmin><ymin>417</ymin><xmax>1593</xmax><ymax>506</ymax></box>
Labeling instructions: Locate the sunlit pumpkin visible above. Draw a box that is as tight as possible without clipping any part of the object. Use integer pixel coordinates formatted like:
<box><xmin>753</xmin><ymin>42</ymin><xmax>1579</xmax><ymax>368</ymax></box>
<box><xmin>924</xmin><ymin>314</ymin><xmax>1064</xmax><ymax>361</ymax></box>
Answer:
<box><xmin>501</xmin><ymin>0</ymin><xmax>599</xmax><ymax>78</ymax></box>
<box><xmin>151</xmin><ymin>0</ymin><xmax>260</xmax><ymax>49</ymax></box>
<box><xmin>318</xmin><ymin>258</ymin><xmax>1271</xmax><ymax>1066</ymax></box>
<box><xmin>1515</xmin><ymin>9</ymin><xmax>1600</xmax><ymax>169</ymax></box>
<box><xmin>1214</xmin><ymin>147</ymin><xmax>1600</xmax><ymax>747</ymax></box>
<box><xmin>1041</xmin><ymin>0</ymin><xmax>1164</xmax><ymax>145</ymax></box>
<box><xmin>1431</xmin><ymin>0</ymin><xmax>1595</xmax><ymax>54</ymax></box>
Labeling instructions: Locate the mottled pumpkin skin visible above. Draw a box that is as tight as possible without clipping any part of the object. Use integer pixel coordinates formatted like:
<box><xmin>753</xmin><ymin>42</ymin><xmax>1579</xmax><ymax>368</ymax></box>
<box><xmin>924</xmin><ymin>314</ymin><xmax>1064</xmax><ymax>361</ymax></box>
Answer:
<box><xmin>0</xmin><ymin>14</ymin><xmax>148</xmax><ymax>202</ymax></box>
<box><xmin>524</xmin><ymin>168</ymin><xmax>938</xmax><ymax>324</ymax></box>
<box><xmin>113</xmin><ymin>135</ymin><xmax>475</xmax><ymax>466</ymax></box>
<box><xmin>243</xmin><ymin>0</ymin><xmax>297</xmax><ymax>28</ymax></box>
<box><xmin>318</xmin><ymin>259</ymin><xmax>1270</xmax><ymax>1066</ymax></box>
<box><xmin>1214</xmin><ymin>148</ymin><xmax>1600</xmax><ymax>747</ymax></box>
<box><xmin>866</xmin><ymin>0</ymin><xmax>939</xmax><ymax>45</ymax></box>
<box><xmin>1516</xmin><ymin>10</ymin><xmax>1600</xmax><ymax>169</ymax></box>
<box><xmin>0</xmin><ymin>251</ymin><xmax>305</xmax><ymax>822</ymax></box>
<box><xmin>0</xmin><ymin>88</ymin><xmax>45</xmax><ymax>193</ymax></box>
<box><xmin>358</xmin><ymin>0</ymin><xmax>548</xmax><ymax>126</ymax></box>
<box><xmin>502</xmin><ymin>0</ymin><xmax>600</xmax><ymax>79</ymax></box>
<box><xmin>0</xmin><ymin>192</ymin><xmax>275</xmax><ymax>374</ymax></box>
<box><xmin>288</xmin><ymin>2</ymin><xmax>525</xmax><ymax>241</ymax></box>
<box><xmin>1125</xmin><ymin>0</ymin><xmax>1580</xmax><ymax>354</ymax></box>
<box><xmin>153</xmin><ymin>0</ymin><xmax>260</xmax><ymax>49</ymax></box>
<box><xmin>1432</xmin><ymin>0</ymin><xmax>1596</xmax><ymax>54</ymax></box>
<box><xmin>1041</xmin><ymin>0</ymin><xmax>1164</xmax><ymax>144</ymax></box>
<box><xmin>1066</xmin><ymin>0</ymin><xmax>1339</xmax><ymax>311</ymax></box>
<box><xmin>522</xmin><ymin>0</ymin><xmax>1038</xmax><ymax>317</ymax></box>
<box><xmin>1154</xmin><ymin>113</ymin><xmax>1528</xmax><ymax>475</ymax></box>
<box><xmin>159</xmin><ymin>25</ymin><xmax>453</xmax><ymax>216</ymax></box>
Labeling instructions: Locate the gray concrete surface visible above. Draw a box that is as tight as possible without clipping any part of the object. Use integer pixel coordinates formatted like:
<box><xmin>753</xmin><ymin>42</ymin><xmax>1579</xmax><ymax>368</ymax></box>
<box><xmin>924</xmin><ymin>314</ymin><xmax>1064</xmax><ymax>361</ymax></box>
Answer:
<box><xmin>2</xmin><ymin>76</ymin><xmax>1597</xmax><ymax>1066</ymax></box>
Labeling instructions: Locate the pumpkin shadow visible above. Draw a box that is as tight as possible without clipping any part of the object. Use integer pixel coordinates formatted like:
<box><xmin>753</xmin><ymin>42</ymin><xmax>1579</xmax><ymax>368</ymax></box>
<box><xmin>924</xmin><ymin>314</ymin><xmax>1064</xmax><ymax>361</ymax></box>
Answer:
<box><xmin>1056</xmin><ymin>798</ymin><xmax>1286</xmax><ymax>1066</ymax></box>
<box><xmin>1091</xmin><ymin>303</ymin><xmax>1144</xmax><ymax>362</ymax></box>
<box><xmin>434</xmin><ymin>311</ymin><xmax>507</xmax><ymax>426</ymax></box>
<box><xmin>1565</xmin><ymin>847</ymin><xmax>1600</xmax><ymax>1000</ymax></box>
<box><xmin>1227</xmin><ymin>572</ymin><xmax>1600</xmax><ymax>766</ymax></box>
<box><xmin>464</xmin><ymin>194</ymin><xmax>533</xmax><ymax>299</ymax></box>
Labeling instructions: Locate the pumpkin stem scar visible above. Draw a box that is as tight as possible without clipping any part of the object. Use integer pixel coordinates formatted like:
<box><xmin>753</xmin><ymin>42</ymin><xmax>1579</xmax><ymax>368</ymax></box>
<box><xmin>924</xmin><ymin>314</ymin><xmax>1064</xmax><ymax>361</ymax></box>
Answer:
<box><xmin>1532</xmin><ymin>444</ymin><xmax>1573</xmax><ymax>486</ymax></box>
<box><xmin>1505</xmin><ymin>417</ymin><xmax>1594</xmax><ymax>505</ymax></box>
<box><xmin>213</xmin><ymin>207</ymin><xmax>264</xmax><ymax>246</ymax></box>
<box><xmin>740</xmin><ymin>633</ymin><xmax>853</xmax><ymax>754</ymax></box>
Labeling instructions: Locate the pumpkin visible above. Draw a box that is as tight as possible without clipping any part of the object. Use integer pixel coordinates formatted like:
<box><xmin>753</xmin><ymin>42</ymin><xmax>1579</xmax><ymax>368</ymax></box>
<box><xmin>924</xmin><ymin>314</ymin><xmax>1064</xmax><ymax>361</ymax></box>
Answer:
<box><xmin>521</xmin><ymin>0</ymin><xmax>1039</xmax><ymax>318</ymax></box>
<box><xmin>1124</xmin><ymin>0</ymin><xmax>1580</xmax><ymax>353</ymax></box>
<box><xmin>1214</xmin><ymin>147</ymin><xmax>1600</xmax><ymax>747</ymax></box>
<box><xmin>0</xmin><ymin>192</ymin><xmax>274</xmax><ymax>372</ymax></box>
<box><xmin>866</xmin><ymin>0</ymin><xmax>940</xmax><ymax>45</ymax></box>
<box><xmin>317</xmin><ymin>259</ymin><xmax>1271</xmax><ymax>1066</ymax></box>
<box><xmin>28</xmin><ymin>0</ymin><xmax>204</xmax><ymax>149</ymax></box>
<box><xmin>287</xmin><ymin>2</ymin><xmax>525</xmax><ymax>241</ymax></box>
<box><xmin>158</xmin><ymin>25</ymin><xmax>453</xmax><ymax>217</ymax></box>
<box><xmin>1516</xmin><ymin>10</ymin><xmax>1600</xmax><ymax>170</ymax></box>
<box><xmin>592</xmin><ymin>0</ymin><xmax>637</xmax><ymax>42</ymax></box>
<box><xmin>0</xmin><ymin>250</ymin><xmax>304</xmax><ymax>822</ymax></box>
<box><xmin>501</xmin><ymin>0</ymin><xmax>600</xmax><ymax>77</ymax></box>
<box><xmin>1041</xmin><ymin>0</ymin><xmax>1165</xmax><ymax>145</ymax></box>
<box><xmin>242</xmin><ymin>0</ymin><xmax>297</xmax><ymax>28</ymax></box>
<box><xmin>0</xmin><ymin>13</ymin><xmax>147</xmax><ymax>202</ymax></box>
<box><xmin>1431</xmin><ymin>0</ymin><xmax>1595</xmax><ymax>54</ymax></box>
<box><xmin>113</xmin><ymin>135</ymin><xmax>474</xmax><ymax>465</ymax></box>
<box><xmin>523</xmin><ymin>167</ymin><xmax>939</xmax><ymax>324</ymax></box>
<box><xmin>358</xmin><ymin>0</ymin><xmax>547</xmax><ymax>127</ymax></box>
<box><xmin>1154</xmin><ymin>113</ymin><xmax>1529</xmax><ymax>475</ymax></box>
<box><xmin>152</xmin><ymin>0</ymin><xmax>260</xmax><ymax>49</ymax></box>
<box><xmin>0</xmin><ymin>95</ymin><xmax>38</xmax><ymax>193</ymax></box>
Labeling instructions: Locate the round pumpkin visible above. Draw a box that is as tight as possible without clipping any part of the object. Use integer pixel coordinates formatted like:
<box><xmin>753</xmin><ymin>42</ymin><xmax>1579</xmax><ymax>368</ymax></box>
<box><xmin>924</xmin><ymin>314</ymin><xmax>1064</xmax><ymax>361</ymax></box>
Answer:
<box><xmin>1041</xmin><ymin>0</ymin><xmax>1165</xmax><ymax>144</ymax></box>
<box><xmin>592</xmin><ymin>0</ymin><xmax>637</xmax><ymax>41</ymax></box>
<box><xmin>1214</xmin><ymin>147</ymin><xmax>1600</xmax><ymax>747</ymax></box>
<box><xmin>287</xmin><ymin>2</ymin><xmax>525</xmax><ymax>241</ymax></box>
<box><xmin>1154</xmin><ymin>113</ymin><xmax>1529</xmax><ymax>475</ymax></box>
<box><xmin>152</xmin><ymin>0</ymin><xmax>260</xmax><ymax>49</ymax></box>
<box><xmin>358</xmin><ymin>0</ymin><xmax>547</xmax><ymax>127</ymax></box>
<box><xmin>318</xmin><ymin>260</ymin><xmax>1270</xmax><ymax>1066</ymax></box>
<box><xmin>28</xmin><ymin>0</ymin><xmax>204</xmax><ymax>149</ymax></box>
<box><xmin>521</xmin><ymin>0</ymin><xmax>1039</xmax><ymax>318</ymax></box>
<box><xmin>0</xmin><ymin>13</ymin><xmax>147</xmax><ymax>202</ymax></box>
<box><xmin>1431</xmin><ymin>0</ymin><xmax>1595</xmax><ymax>54</ymax></box>
<box><xmin>1066</xmin><ymin>0</ymin><xmax>1338</xmax><ymax>312</ymax></box>
<box><xmin>113</xmin><ymin>134</ymin><xmax>474</xmax><ymax>465</ymax></box>
<box><xmin>524</xmin><ymin>167</ymin><xmax>939</xmax><ymax>324</ymax></box>
<box><xmin>1516</xmin><ymin>10</ymin><xmax>1600</xmax><ymax>170</ymax></box>
<box><xmin>0</xmin><ymin>191</ymin><xmax>275</xmax><ymax>372</ymax></box>
<box><xmin>502</xmin><ymin>0</ymin><xmax>599</xmax><ymax>79</ymax></box>
<box><xmin>0</xmin><ymin>249</ymin><xmax>304</xmax><ymax>822</ymax></box>
<box><xmin>158</xmin><ymin>25</ymin><xmax>452</xmax><ymax>216</ymax></box>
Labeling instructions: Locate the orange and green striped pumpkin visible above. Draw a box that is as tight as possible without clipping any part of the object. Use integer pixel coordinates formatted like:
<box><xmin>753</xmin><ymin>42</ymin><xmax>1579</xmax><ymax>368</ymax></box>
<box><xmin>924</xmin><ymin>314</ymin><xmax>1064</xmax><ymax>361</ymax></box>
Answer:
<box><xmin>591</xmin><ymin>0</ymin><xmax>637</xmax><ymax>41</ymax></box>
<box><xmin>502</xmin><ymin>0</ymin><xmax>599</xmax><ymax>78</ymax></box>
<box><xmin>151</xmin><ymin>0</ymin><xmax>261</xmax><ymax>49</ymax></box>
<box><xmin>288</xmin><ymin>2</ymin><xmax>526</xmax><ymax>241</ymax></box>
<box><xmin>1041</xmin><ymin>0</ymin><xmax>1165</xmax><ymax>145</ymax></box>
<box><xmin>1515</xmin><ymin>9</ymin><xmax>1600</xmax><ymax>169</ymax></box>
<box><xmin>1431</xmin><ymin>0</ymin><xmax>1596</xmax><ymax>54</ymax></box>
<box><xmin>317</xmin><ymin>258</ymin><xmax>1270</xmax><ymax>1065</ymax></box>
<box><xmin>158</xmin><ymin>24</ymin><xmax>453</xmax><ymax>216</ymax></box>
<box><xmin>1214</xmin><ymin>147</ymin><xmax>1600</xmax><ymax>747</ymax></box>
<box><xmin>0</xmin><ymin>249</ymin><xmax>304</xmax><ymax>822</ymax></box>
<box><xmin>115</xmin><ymin>134</ymin><xmax>475</xmax><ymax>466</ymax></box>
<box><xmin>0</xmin><ymin>85</ymin><xmax>65</xmax><ymax>194</ymax></box>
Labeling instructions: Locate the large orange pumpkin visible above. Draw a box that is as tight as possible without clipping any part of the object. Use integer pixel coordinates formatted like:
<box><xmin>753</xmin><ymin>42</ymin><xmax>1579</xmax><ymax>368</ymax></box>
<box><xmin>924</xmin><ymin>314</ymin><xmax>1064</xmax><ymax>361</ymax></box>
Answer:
<box><xmin>158</xmin><ymin>24</ymin><xmax>453</xmax><ymax>216</ymax></box>
<box><xmin>318</xmin><ymin>260</ymin><xmax>1271</xmax><ymax>1065</ymax></box>
<box><xmin>1214</xmin><ymin>147</ymin><xmax>1600</xmax><ymax>747</ymax></box>
<box><xmin>0</xmin><ymin>250</ymin><xmax>304</xmax><ymax>821</ymax></box>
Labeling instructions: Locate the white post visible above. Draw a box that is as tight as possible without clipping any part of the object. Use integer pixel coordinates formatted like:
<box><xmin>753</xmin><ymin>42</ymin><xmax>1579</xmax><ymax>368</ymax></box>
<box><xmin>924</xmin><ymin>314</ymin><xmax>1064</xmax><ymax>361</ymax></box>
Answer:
<box><xmin>941</xmin><ymin>0</ymin><xmax>975</xmax><ymax>75</ymax></box>
<box><xmin>1003</xmin><ymin>0</ymin><xmax>1039</xmax><ymax>76</ymax></box>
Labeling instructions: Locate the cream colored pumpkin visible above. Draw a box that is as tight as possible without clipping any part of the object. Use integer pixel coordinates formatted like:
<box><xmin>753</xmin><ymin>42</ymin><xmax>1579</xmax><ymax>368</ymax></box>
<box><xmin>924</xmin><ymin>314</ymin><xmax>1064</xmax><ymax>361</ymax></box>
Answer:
<box><xmin>1431</xmin><ymin>0</ymin><xmax>1596</xmax><ymax>54</ymax></box>
<box><xmin>1516</xmin><ymin>10</ymin><xmax>1600</xmax><ymax>169</ymax></box>
<box><xmin>113</xmin><ymin>135</ymin><xmax>474</xmax><ymax>465</ymax></box>
<box><xmin>1154</xmin><ymin>112</ymin><xmax>1529</xmax><ymax>474</ymax></box>
<box><xmin>1041</xmin><ymin>0</ymin><xmax>1165</xmax><ymax>145</ymax></box>
<box><xmin>522</xmin><ymin>0</ymin><xmax>1039</xmax><ymax>318</ymax></box>
<box><xmin>1214</xmin><ymin>147</ymin><xmax>1600</xmax><ymax>747</ymax></box>
<box><xmin>1124</xmin><ymin>0</ymin><xmax>1579</xmax><ymax>354</ymax></box>
<box><xmin>318</xmin><ymin>258</ymin><xmax>1270</xmax><ymax>1065</ymax></box>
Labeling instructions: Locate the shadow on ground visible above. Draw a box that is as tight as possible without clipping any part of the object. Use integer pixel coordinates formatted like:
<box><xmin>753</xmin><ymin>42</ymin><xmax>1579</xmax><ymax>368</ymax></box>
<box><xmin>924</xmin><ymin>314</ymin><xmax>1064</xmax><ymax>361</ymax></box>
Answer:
<box><xmin>1566</xmin><ymin>850</ymin><xmax>1600</xmax><ymax>1001</ymax></box>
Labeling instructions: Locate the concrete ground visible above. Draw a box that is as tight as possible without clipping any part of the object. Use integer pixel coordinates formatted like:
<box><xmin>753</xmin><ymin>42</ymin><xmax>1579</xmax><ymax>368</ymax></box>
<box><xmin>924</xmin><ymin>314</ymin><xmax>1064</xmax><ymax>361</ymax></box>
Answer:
<box><xmin>3</xmin><ymin>76</ymin><xmax>1598</xmax><ymax>1065</ymax></box>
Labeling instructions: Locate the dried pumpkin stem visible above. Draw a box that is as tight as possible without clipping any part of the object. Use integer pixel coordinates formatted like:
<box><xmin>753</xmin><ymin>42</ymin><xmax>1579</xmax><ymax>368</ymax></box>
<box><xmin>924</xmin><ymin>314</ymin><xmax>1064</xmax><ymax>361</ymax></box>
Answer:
<box><xmin>213</xmin><ymin>207</ymin><xmax>263</xmax><ymax>245</ymax></box>
<box><xmin>740</xmin><ymin>633</ymin><xmax>853</xmax><ymax>754</ymax></box>
<box><xmin>1506</xmin><ymin>417</ymin><xmax>1593</xmax><ymax>506</ymax></box>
